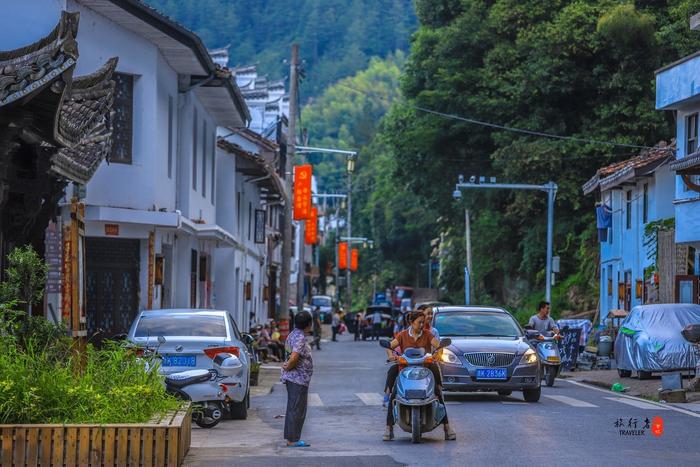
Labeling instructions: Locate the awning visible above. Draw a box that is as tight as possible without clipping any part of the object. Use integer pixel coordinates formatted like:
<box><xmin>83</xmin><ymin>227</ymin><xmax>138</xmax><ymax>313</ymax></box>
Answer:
<box><xmin>180</xmin><ymin>218</ymin><xmax>239</xmax><ymax>248</ymax></box>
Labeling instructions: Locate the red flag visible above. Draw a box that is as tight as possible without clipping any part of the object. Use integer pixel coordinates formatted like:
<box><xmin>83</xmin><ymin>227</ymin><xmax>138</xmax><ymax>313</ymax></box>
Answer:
<box><xmin>350</xmin><ymin>248</ymin><xmax>359</xmax><ymax>271</ymax></box>
<box><xmin>338</xmin><ymin>242</ymin><xmax>348</xmax><ymax>270</ymax></box>
<box><xmin>293</xmin><ymin>165</ymin><xmax>312</xmax><ymax>220</ymax></box>
<box><xmin>304</xmin><ymin>207</ymin><xmax>318</xmax><ymax>245</ymax></box>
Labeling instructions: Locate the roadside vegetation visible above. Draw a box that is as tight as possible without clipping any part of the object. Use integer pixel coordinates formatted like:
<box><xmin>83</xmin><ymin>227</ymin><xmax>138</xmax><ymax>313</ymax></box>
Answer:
<box><xmin>0</xmin><ymin>247</ymin><xmax>179</xmax><ymax>424</ymax></box>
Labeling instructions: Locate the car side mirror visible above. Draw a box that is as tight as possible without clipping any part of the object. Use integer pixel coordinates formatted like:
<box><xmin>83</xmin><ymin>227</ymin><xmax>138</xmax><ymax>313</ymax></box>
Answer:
<box><xmin>157</xmin><ymin>335</ymin><xmax>166</xmax><ymax>345</ymax></box>
<box><xmin>525</xmin><ymin>330</ymin><xmax>540</xmax><ymax>340</ymax></box>
<box><xmin>439</xmin><ymin>338</ymin><xmax>452</xmax><ymax>348</ymax></box>
<box><xmin>242</xmin><ymin>333</ymin><xmax>255</xmax><ymax>346</ymax></box>
<box><xmin>379</xmin><ymin>338</ymin><xmax>392</xmax><ymax>349</ymax></box>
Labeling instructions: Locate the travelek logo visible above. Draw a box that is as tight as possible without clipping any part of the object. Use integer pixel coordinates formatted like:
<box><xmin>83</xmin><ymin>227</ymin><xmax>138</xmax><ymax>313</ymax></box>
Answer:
<box><xmin>613</xmin><ymin>416</ymin><xmax>663</xmax><ymax>437</ymax></box>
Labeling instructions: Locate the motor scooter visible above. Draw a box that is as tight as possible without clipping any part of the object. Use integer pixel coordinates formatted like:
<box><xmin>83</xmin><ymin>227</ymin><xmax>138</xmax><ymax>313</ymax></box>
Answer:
<box><xmin>526</xmin><ymin>329</ymin><xmax>561</xmax><ymax>387</ymax></box>
<box><xmin>380</xmin><ymin>337</ymin><xmax>451</xmax><ymax>443</ymax></box>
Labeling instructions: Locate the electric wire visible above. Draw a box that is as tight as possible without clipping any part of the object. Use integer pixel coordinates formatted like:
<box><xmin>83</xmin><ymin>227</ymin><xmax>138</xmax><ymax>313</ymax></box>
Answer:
<box><xmin>335</xmin><ymin>82</ymin><xmax>673</xmax><ymax>153</ymax></box>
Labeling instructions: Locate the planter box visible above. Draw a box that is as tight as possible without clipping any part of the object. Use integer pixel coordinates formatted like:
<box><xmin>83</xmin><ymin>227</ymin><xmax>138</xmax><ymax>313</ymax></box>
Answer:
<box><xmin>0</xmin><ymin>403</ymin><xmax>191</xmax><ymax>466</ymax></box>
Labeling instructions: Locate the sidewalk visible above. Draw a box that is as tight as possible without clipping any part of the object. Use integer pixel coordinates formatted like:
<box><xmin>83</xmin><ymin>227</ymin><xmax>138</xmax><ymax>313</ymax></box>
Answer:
<box><xmin>561</xmin><ymin>369</ymin><xmax>700</xmax><ymax>407</ymax></box>
<box><xmin>251</xmin><ymin>364</ymin><xmax>282</xmax><ymax>397</ymax></box>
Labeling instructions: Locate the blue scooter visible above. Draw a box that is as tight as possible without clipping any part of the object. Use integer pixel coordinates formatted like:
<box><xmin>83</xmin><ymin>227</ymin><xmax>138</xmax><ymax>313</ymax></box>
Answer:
<box><xmin>380</xmin><ymin>337</ymin><xmax>451</xmax><ymax>443</ymax></box>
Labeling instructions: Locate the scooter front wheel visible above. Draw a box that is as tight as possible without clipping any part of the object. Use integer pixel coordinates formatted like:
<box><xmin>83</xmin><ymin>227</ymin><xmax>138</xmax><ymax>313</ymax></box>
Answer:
<box><xmin>194</xmin><ymin>401</ymin><xmax>224</xmax><ymax>428</ymax></box>
<box><xmin>411</xmin><ymin>406</ymin><xmax>421</xmax><ymax>443</ymax></box>
<box><xmin>545</xmin><ymin>366</ymin><xmax>557</xmax><ymax>387</ymax></box>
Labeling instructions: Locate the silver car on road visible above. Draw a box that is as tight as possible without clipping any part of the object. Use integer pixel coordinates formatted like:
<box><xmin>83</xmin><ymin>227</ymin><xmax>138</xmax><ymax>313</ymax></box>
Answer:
<box><xmin>127</xmin><ymin>309</ymin><xmax>251</xmax><ymax>415</ymax></box>
<box><xmin>433</xmin><ymin>306</ymin><xmax>542</xmax><ymax>402</ymax></box>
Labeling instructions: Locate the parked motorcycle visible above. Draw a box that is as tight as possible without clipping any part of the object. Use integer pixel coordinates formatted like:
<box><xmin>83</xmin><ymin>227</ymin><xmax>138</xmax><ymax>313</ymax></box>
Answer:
<box><xmin>380</xmin><ymin>337</ymin><xmax>451</xmax><ymax>443</ymax></box>
<box><xmin>526</xmin><ymin>329</ymin><xmax>561</xmax><ymax>387</ymax></box>
<box><xmin>133</xmin><ymin>336</ymin><xmax>247</xmax><ymax>428</ymax></box>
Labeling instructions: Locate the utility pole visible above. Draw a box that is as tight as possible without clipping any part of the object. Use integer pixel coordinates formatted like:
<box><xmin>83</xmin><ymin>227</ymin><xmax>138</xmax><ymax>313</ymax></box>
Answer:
<box><xmin>279</xmin><ymin>44</ymin><xmax>299</xmax><ymax>320</ymax></box>
<box><xmin>346</xmin><ymin>169</ymin><xmax>352</xmax><ymax>312</ymax></box>
<box><xmin>465</xmin><ymin>209</ymin><xmax>472</xmax><ymax>304</ymax></box>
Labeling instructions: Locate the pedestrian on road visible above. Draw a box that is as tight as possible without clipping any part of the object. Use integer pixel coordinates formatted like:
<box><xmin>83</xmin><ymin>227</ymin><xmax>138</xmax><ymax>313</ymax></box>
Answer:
<box><xmin>312</xmin><ymin>306</ymin><xmax>322</xmax><ymax>350</ymax></box>
<box><xmin>281</xmin><ymin>311</ymin><xmax>314</xmax><ymax>448</ymax></box>
<box><xmin>354</xmin><ymin>311</ymin><xmax>363</xmax><ymax>341</ymax></box>
<box><xmin>371</xmin><ymin>308</ymin><xmax>382</xmax><ymax>340</ymax></box>
<box><xmin>332</xmin><ymin>310</ymin><xmax>341</xmax><ymax>341</ymax></box>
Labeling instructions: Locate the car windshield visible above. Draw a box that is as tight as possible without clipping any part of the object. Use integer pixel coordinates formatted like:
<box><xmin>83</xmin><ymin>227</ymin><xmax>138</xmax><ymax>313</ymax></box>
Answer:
<box><xmin>312</xmin><ymin>297</ymin><xmax>331</xmax><ymax>307</ymax></box>
<box><xmin>134</xmin><ymin>314</ymin><xmax>227</xmax><ymax>337</ymax></box>
<box><xmin>435</xmin><ymin>312</ymin><xmax>522</xmax><ymax>337</ymax></box>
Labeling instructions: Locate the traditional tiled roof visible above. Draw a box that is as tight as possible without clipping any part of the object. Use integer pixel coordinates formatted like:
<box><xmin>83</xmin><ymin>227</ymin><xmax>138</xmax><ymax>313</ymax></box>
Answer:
<box><xmin>582</xmin><ymin>141</ymin><xmax>675</xmax><ymax>195</ymax></box>
<box><xmin>669</xmin><ymin>150</ymin><xmax>700</xmax><ymax>174</ymax></box>
<box><xmin>217</xmin><ymin>138</ymin><xmax>286</xmax><ymax>201</ymax></box>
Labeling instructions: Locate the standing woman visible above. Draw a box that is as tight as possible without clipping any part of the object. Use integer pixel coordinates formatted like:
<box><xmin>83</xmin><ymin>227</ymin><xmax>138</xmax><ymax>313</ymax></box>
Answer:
<box><xmin>281</xmin><ymin>311</ymin><xmax>314</xmax><ymax>447</ymax></box>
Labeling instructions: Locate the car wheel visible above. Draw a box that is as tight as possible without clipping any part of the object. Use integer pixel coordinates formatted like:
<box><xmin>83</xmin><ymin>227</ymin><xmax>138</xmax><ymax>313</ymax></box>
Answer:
<box><xmin>497</xmin><ymin>390</ymin><xmax>512</xmax><ymax>397</ymax></box>
<box><xmin>638</xmin><ymin>370</ymin><xmax>652</xmax><ymax>380</ymax></box>
<box><xmin>523</xmin><ymin>386</ymin><xmax>541</xmax><ymax>403</ymax></box>
<box><xmin>229</xmin><ymin>391</ymin><xmax>249</xmax><ymax>420</ymax></box>
<box><xmin>617</xmin><ymin>369</ymin><xmax>632</xmax><ymax>378</ymax></box>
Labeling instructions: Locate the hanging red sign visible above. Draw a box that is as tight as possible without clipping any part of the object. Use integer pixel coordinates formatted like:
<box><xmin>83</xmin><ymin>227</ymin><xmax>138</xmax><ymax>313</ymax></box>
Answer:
<box><xmin>305</xmin><ymin>207</ymin><xmax>318</xmax><ymax>245</ymax></box>
<box><xmin>293</xmin><ymin>164</ymin><xmax>313</xmax><ymax>220</ymax></box>
<box><xmin>350</xmin><ymin>248</ymin><xmax>359</xmax><ymax>272</ymax></box>
<box><xmin>338</xmin><ymin>242</ymin><xmax>348</xmax><ymax>270</ymax></box>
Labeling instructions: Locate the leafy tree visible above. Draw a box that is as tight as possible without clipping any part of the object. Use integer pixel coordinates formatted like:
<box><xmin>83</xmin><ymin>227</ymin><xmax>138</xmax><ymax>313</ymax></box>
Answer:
<box><xmin>0</xmin><ymin>246</ymin><xmax>48</xmax><ymax>315</ymax></box>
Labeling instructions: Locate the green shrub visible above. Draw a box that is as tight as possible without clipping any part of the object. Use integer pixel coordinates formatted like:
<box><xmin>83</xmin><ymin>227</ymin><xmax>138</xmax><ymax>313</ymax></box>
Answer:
<box><xmin>0</xmin><ymin>332</ymin><xmax>179</xmax><ymax>424</ymax></box>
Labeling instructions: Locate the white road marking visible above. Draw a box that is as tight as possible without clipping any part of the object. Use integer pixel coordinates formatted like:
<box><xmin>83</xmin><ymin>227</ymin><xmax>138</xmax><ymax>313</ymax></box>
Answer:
<box><xmin>605</xmin><ymin>397</ymin><xmax>669</xmax><ymax>411</ymax></box>
<box><xmin>308</xmin><ymin>393</ymin><xmax>324</xmax><ymax>407</ymax></box>
<box><xmin>567</xmin><ymin>380</ymin><xmax>700</xmax><ymax>418</ymax></box>
<box><xmin>544</xmin><ymin>395</ymin><xmax>598</xmax><ymax>407</ymax></box>
<box><xmin>356</xmin><ymin>393</ymin><xmax>384</xmax><ymax>405</ymax></box>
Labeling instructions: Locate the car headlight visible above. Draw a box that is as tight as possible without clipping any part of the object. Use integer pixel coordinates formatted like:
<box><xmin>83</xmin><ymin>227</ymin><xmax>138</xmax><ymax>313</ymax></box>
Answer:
<box><xmin>440</xmin><ymin>348</ymin><xmax>460</xmax><ymax>365</ymax></box>
<box><xmin>520</xmin><ymin>349</ymin><xmax>538</xmax><ymax>365</ymax></box>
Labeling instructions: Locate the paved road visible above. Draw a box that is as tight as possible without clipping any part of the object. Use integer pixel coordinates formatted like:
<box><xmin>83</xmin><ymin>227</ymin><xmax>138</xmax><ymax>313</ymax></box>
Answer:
<box><xmin>186</xmin><ymin>333</ymin><xmax>700</xmax><ymax>466</ymax></box>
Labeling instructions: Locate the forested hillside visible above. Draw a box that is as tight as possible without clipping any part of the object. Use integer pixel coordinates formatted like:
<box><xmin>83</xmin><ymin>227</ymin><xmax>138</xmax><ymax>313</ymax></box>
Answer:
<box><xmin>145</xmin><ymin>0</ymin><xmax>417</xmax><ymax>95</ymax></box>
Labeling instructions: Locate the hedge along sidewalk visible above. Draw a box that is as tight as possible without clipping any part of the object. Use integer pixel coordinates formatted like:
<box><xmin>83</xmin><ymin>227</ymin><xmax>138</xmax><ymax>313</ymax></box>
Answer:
<box><xmin>0</xmin><ymin>403</ymin><xmax>191</xmax><ymax>467</ymax></box>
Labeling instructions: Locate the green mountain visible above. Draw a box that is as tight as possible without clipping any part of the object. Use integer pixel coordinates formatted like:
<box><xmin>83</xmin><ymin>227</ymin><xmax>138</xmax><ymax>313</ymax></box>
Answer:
<box><xmin>145</xmin><ymin>0</ymin><xmax>417</xmax><ymax>96</ymax></box>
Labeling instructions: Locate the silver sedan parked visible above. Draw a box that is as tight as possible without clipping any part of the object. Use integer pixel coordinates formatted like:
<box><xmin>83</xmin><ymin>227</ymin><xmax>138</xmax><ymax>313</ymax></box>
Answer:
<box><xmin>127</xmin><ymin>309</ymin><xmax>251</xmax><ymax>418</ymax></box>
<box><xmin>433</xmin><ymin>306</ymin><xmax>542</xmax><ymax>402</ymax></box>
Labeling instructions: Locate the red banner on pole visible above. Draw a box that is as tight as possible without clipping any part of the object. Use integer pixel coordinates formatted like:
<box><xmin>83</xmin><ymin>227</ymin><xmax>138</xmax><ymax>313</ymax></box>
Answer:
<box><xmin>293</xmin><ymin>164</ymin><xmax>313</xmax><ymax>220</ymax></box>
<box><xmin>305</xmin><ymin>207</ymin><xmax>318</xmax><ymax>245</ymax></box>
<box><xmin>350</xmin><ymin>248</ymin><xmax>359</xmax><ymax>271</ymax></box>
<box><xmin>338</xmin><ymin>242</ymin><xmax>348</xmax><ymax>270</ymax></box>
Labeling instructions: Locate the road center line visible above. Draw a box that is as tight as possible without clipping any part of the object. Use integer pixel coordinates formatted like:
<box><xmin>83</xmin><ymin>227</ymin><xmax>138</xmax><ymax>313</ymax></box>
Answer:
<box><xmin>544</xmin><ymin>395</ymin><xmax>598</xmax><ymax>407</ymax></box>
<box><xmin>355</xmin><ymin>393</ymin><xmax>384</xmax><ymax>405</ymax></box>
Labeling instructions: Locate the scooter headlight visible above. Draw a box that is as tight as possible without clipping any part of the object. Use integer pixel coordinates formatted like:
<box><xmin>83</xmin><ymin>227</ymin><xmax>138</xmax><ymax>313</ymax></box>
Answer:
<box><xmin>440</xmin><ymin>348</ymin><xmax>460</xmax><ymax>365</ymax></box>
<box><xmin>520</xmin><ymin>349</ymin><xmax>538</xmax><ymax>365</ymax></box>
<box><xmin>403</xmin><ymin>367</ymin><xmax>431</xmax><ymax>380</ymax></box>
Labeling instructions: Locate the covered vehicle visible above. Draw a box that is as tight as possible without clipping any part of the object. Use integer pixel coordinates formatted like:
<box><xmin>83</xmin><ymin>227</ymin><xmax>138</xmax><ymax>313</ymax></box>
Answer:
<box><xmin>432</xmin><ymin>306</ymin><xmax>541</xmax><ymax>402</ymax></box>
<box><xmin>614</xmin><ymin>304</ymin><xmax>700</xmax><ymax>379</ymax></box>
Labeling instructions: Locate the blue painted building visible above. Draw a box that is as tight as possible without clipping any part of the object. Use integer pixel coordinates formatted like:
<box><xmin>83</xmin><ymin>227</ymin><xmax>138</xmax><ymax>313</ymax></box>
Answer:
<box><xmin>656</xmin><ymin>20</ymin><xmax>700</xmax><ymax>304</ymax></box>
<box><xmin>583</xmin><ymin>146</ymin><xmax>675</xmax><ymax>324</ymax></box>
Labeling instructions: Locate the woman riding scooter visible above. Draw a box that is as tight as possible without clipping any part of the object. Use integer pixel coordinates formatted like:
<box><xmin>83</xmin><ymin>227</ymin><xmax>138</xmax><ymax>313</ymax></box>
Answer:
<box><xmin>382</xmin><ymin>310</ymin><xmax>457</xmax><ymax>441</ymax></box>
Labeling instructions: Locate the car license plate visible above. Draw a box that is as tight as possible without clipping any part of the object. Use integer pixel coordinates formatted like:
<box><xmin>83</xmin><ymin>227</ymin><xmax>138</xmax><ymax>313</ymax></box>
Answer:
<box><xmin>162</xmin><ymin>355</ymin><xmax>196</xmax><ymax>367</ymax></box>
<box><xmin>475</xmin><ymin>368</ymin><xmax>508</xmax><ymax>380</ymax></box>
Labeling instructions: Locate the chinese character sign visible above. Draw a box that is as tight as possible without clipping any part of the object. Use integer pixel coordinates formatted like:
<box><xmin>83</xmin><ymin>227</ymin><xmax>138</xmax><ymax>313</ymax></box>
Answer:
<box><xmin>305</xmin><ymin>207</ymin><xmax>318</xmax><ymax>245</ymax></box>
<box><xmin>293</xmin><ymin>164</ymin><xmax>313</xmax><ymax>220</ymax></box>
<box><xmin>338</xmin><ymin>242</ymin><xmax>348</xmax><ymax>270</ymax></box>
<box><xmin>350</xmin><ymin>248</ymin><xmax>359</xmax><ymax>271</ymax></box>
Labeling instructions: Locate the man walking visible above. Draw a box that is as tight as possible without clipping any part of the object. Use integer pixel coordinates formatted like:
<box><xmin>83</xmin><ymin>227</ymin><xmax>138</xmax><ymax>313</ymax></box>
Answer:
<box><xmin>282</xmin><ymin>311</ymin><xmax>314</xmax><ymax>448</ymax></box>
<box><xmin>312</xmin><ymin>306</ymin><xmax>322</xmax><ymax>350</ymax></box>
<box><xmin>372</xmin><ymin>308</ymin><xmax>383</xmax><ymax>340</ymax></box>
<box><xmin>331</xmin><ymin>310</ymin><xmax>341</xmax><ymax>341</ymax></box>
